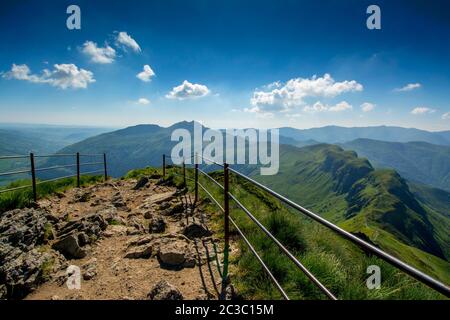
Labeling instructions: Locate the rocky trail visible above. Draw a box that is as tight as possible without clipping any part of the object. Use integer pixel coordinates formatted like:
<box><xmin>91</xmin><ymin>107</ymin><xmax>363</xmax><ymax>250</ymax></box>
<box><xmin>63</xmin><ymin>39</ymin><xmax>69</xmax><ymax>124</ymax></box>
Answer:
<box><xmin>1</xmin><ymin>176</ymin><xmax>225</xmax><ymax>300</ymax></box>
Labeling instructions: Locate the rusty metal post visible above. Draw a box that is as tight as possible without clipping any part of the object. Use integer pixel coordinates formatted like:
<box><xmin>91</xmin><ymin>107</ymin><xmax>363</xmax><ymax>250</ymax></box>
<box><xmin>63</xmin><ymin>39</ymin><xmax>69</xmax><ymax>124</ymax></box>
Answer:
<box><xmin>194</xmin><ymin>163</ymin><xmax>199</xmax><ymax>203</ymax></box>
<box><xmin>163</xmin><ymin>154</ymin><xmax>166</xmax><ymax>179</ymax></box>
<box><xmin>76</xmin><ymin>152</ymin><xmax>80</xmax><ymax>187</ymax></box>
<box><xmin>183</xmin><ymin>160</ymin><xmax>186</xmax><ymax>186</ymax></box>
<box><xmin>30</xmin><ymin>153</ymin><xmax>37</xmax><ymax>203</ymax></box>
<box><xmin>220</xmin><ymin>162</ymin><xmax>230</xmax><ymax>299</ymax></box>
<box><xmin>103</xmin><ymin>153</ymin><xmax>108</xmax><ymax>181</ymax></box>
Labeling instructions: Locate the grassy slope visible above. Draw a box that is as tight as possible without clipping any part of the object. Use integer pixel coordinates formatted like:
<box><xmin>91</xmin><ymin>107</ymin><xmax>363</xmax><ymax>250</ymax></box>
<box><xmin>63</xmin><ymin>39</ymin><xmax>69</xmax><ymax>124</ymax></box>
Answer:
<box><xmin>0</xmin><ymin>175</ymin><xmax>104</xmax><ymax>213</ymax></box>
<box><xmin>153</xmin><ymin>166</ymin><xmax>446</xmax><ymax>299</ymax></box>
<box><xmin>252</xmin><ymin>144</ymin><xmax>450</xmax><ymax>283</ymax></box>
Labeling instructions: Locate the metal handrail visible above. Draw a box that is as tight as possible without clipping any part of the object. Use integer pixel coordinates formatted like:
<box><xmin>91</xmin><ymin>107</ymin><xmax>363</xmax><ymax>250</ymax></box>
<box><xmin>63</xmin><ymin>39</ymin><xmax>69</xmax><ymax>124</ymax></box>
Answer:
<box><xmin>163</xmin><ymin>153</ymin><xmax>450</xmax><ymax>298</ymax></box>
<box><xmin>195</xmin><ymin>166</ymin><xmax>337</xmax><ymax>300</ymax></box>
<box><xmin>0</xmin><ymin>152</ymin><xmax>108</xmax><ymax>201</ymax></box>
<box><xmin>228</xmin><ymin>167</ymin><xmax>450</xmax><ymax>297</ymax></box>
<box><xmin>33</xmin><ymin>154</ymin><xmax>76</xmax><ymax>158</ymax></box>
<box><xmin>0</xmin><ymin>184</ymin><xmax>32</xmax><ymax>194</ymax></box>
<box><xmin>0</xmin><ymin>155</ymin><xmax>29</xmax><ymax>160</ymax></box>
<box><xmin>35</xmin><ymin>174</ymin><xmax>78</xmax><ymax>185</ymax></box>
<box><xmin>34</xmin><ymin>164</ymin><xmax>77</xmax><ymax>172</ymax></box>
<box><xmin>80</xmin><ymin>169</ymin><xmax>104</xmax><ymax>175</ymax></box>
<box><xmin>196</xmin><ymin>179</ymin><xmax>289</xmax><ymax>299</ymax></box>
<box><xmin>229</xmin><ymin>216</ymin><xmax>290</xmax><ymax>300</ymax></box>
<box><xmin>0</xmin><ymin>169</ymin><xmax>30</xmax><ymax>177</ymax></box>
<box><xmin>79</xmin><ymin>161</ymin><xmax>104</xmax><ymax>167</ymax></box>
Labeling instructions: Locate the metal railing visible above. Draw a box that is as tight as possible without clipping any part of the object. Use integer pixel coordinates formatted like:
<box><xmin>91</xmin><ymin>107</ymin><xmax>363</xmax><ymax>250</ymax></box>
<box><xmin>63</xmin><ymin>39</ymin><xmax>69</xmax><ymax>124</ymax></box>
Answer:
<box><xmin>0</xmin><ymin>152</ymin><xmax>108</xmax><ymax>202</ymax></box>
<box><xmin>162</xmin><ymin>154</ymin><xmax>450</xmax><ymax>300</ymax></box>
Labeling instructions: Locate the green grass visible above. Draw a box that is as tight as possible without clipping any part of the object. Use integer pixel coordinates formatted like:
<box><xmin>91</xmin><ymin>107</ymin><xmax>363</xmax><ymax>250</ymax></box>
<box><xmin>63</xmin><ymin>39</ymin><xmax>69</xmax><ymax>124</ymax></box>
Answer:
<box><xmin>0</xmin><ymin>175</ymin><xmax>104</xmax><ymax>213</ymax></box>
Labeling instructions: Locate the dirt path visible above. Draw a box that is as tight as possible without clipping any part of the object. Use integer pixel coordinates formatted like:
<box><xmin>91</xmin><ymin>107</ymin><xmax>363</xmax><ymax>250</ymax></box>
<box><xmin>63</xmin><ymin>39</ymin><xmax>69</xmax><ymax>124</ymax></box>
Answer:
<box><xmin>26</xmin><ymin>178</ymin><xmax>222</xmax><ymax>300</ymax></box>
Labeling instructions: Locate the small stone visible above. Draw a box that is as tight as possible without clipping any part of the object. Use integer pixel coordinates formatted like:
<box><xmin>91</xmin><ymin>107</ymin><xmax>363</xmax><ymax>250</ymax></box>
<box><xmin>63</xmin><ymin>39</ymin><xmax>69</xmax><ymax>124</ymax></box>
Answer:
<box><xmin>147</xmin><ymin>280</ymin><xmax>183</xmax><ymax>300</ymax></box>
<box><xmin>124</xmin><ymin>244</ymin><xmax>153</xmax><ymax>259</ymax></box>
<box><xmin>82</xmin><ymin>258</ymin><xmax>97</xmax><ymax>280</ymax></box>
<box><xmin>149</xmin><ymin>217</ymin><xmax>166</xmax><ymax>233</ymax></box>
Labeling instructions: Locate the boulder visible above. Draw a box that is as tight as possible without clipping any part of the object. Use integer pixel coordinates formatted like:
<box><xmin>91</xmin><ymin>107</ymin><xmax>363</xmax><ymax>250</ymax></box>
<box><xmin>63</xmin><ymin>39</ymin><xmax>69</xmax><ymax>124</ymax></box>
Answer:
<box><xmin>147</xmin><ymin>280</ymin><xmax>183</xmax><ymax>300</ymax></box>
<box><xmin>73</xmin><ymin>190</ymin><xmax>91</xmax><ymax>203</ymax></box>
<box><xmin>52</xmin><ymin>234</ymin><xmax>86</xmax><ymax>259</ymax></box>
<box><xmin>124</xmin><ymin>244</ymin><xmax>153</xmax><ymax>259</ymax></box>
<box><xmin>158</xmin><ymin>242</ymin><xmax>186</xmax><ymax>267</ymax></box>
<box><xmin>133</xmin><ymin>176</ymin><xmax>149</xmax><ymax>190</ymax></box>
<box><xmin>149</xmin><ymin>217</ymin><xmax>166</xmax><ymax>233</ymax></box>
<box><xmin>182</xmin><ymin>223</ymin><xmax>212</xmax><ymax>239</ymax></box>
<box><xmin>112</xmin><ymin>194</ymin><xmax>127</xmax><ymax>209</ymax></box>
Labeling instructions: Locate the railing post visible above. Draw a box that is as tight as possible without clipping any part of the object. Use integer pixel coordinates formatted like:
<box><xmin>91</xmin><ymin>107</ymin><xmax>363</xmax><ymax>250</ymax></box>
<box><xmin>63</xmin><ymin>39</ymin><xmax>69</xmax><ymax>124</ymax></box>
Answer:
<box><xmin>163</xmin><ymin>154</ymin><xmax>166</xmax><ymax>179</ymax></box>
<box><xmin>76</xmin><ymin>152</ymin><xmax>80</xmax><ymax>187</ymax></box>
<box><xmin>30</xmin><ymin>153</ymin><xmax>37</xmax><ymax>203</ymax></box>
<box><xmin>194</xmin><ymin>163</ymin><xmax>199</xmax><ymax>204</ymax></box>
<box><xmin>183</xmin><ymin>160</ymin><xmax>186</xmax><ymax>186</ymax></box>
<box><xmin>221</xmin><ymin>162</ymin><xmax>230</xmax><ymax>299</ymax></box>
<box><xmin>103</xmin><ymin>153</ymin><xmax>108</xmax><ymax>181</ymax></box>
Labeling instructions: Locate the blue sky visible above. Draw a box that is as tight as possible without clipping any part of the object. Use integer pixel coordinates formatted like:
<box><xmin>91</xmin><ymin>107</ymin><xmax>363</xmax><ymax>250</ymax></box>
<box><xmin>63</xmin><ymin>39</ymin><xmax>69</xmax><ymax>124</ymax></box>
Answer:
<box><xmin>0</xmin><ymin>0</ymin><xmax>449</xmax><ymax>130</ymax></box>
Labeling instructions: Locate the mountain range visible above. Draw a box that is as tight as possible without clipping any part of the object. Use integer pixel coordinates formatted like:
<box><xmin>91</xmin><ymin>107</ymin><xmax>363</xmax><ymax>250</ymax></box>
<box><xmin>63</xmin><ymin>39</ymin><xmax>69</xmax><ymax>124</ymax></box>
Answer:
<box><xmin>1</xmin><ymin>121</ymin><xmax>449</xmax><ymax>282</ymax></box>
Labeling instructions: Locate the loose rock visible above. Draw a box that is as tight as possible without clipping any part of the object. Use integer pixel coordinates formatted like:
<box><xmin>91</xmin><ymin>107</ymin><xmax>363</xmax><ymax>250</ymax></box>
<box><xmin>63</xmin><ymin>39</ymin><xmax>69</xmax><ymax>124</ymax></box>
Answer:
<box><xmin>147</xmin><ymin>280</ymin><xmax>183</xmax><ymax>300</ymax></box>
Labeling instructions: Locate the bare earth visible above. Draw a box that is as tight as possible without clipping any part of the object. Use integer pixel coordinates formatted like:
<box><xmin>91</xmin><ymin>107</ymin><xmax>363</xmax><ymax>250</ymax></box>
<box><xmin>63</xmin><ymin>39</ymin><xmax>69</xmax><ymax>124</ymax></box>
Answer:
<box><xmin>26</xmin><ymin>178</ymin><xmax>222</xmax><ymax>300</ymax></box>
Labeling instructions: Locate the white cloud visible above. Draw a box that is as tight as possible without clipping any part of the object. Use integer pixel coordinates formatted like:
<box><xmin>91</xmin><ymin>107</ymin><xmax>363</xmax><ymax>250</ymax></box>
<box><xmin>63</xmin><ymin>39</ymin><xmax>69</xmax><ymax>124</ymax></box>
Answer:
<box><xmin>329</xmin><ymin>101</ymin><xmax>352</xmax><ymax>112</ymax></box>
<box><xmin>394</xmin><ymin>83</ymin><xmax>421</xmax><ymax>92</ymax></box>
<box><xmin>360</xmin><ymin>102</ymin><xmax>375</xmax><ymax>112</ymax></box>
<box><xmin>2</xmin><ymin>63</ymin><xmax>95</xmax><ymax>89</ymax></box>
<box><xmin>303</xmin><ymin>101</ymin><xmax>328</xmax><ymax>113</ymax></box>
<box><xmin>82</xmin><ymin>41</ymin><xmax>116</xmax><ymax>64</ymax></box>
<box><xmin>166</xmin><ymin>80</ymin><xmax>210</xmax><ymax>100</ymax></box>
<box><xmin>441</xmin><ymin>112</ymin><xmax>450</xmax><ymax>120</ymax></box>
<box><xmin>303</xmin><ymin>101</ymin><xmax>352</xmax><ymax>113</ymax></box>
<box><xmin>116</xmin><ymin>31</ymin><xmax>141</xmax><ymax>52</ymax></box>
<box><xmin>137</xmin><ymin>98</ymin><xmax>150</xmax><ymax>105</ymax></box>
<box><xmin>250</xmin><ymin>74</ymin><xmax>363</xmax><ymax>113</ymax></box>
<box><xmin>136</xmin><ymin>65</ymin><xmax>155</xmax><ymax>82</ymax></box>
<box><xmin>411</xmin><ymin>107</ymin><xmax>435</xmax><ymax>115</ymax></box>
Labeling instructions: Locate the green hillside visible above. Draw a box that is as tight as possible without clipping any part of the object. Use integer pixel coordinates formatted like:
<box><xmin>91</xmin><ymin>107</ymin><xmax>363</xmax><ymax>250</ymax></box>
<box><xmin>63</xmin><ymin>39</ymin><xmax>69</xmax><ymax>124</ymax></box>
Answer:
<box><xmin>253</xmin><ymin>144</ymin><xmax>450</xmax><ymax>283</ymax></box>
<box><xmin>341</xmin><ymin>138</ymin><xmax>450</xmax><ymax>191</ymax></box>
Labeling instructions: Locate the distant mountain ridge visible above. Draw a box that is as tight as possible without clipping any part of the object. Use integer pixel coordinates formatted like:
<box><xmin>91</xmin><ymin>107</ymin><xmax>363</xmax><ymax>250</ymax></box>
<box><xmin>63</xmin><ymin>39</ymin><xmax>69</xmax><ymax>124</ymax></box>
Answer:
<box><xmin>340</xmin><ymin>139</ymin><xmax>450</xmax><ymax>191</ymax></box>
<box><xmin>279</xmin><ymin>125</ymin><xmax>450</xmax><ymax>145</ymax></box>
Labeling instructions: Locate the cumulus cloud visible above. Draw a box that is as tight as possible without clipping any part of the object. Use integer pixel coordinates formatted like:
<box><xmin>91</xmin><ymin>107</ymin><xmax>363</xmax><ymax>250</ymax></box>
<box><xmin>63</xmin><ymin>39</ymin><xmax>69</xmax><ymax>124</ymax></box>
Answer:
<box><xmin>411</xmin><ymin>107</ymin><xmax>435</xmax><ymax>115</ymax></box>
<box><xmin>166</xmin><ymin>80</ymin><xmax>210</xmax><ymax>100</ymax></box>
<box><xmin>2</xmin><ymin>63</ymin><xmax>95</xmax><ymax>89</ymax></box>
<box><xmin>250</xmin><ymin>74</ymin><xmax>363</xmax><ymax>113</ymax></box>
<box><xmin>360</xmin><ymin>102</ymin><xmax>375</xmax><ymax>112</ymax></box>
<box><xmin>441</xmin><ymin>112</ymin><xmax>450</xmax><ymax>120</ymax></box>
<box><xmin>137</xmin><ymin>98</ymin><xmax>150</xmax><ymax>105</ymax></box>
<box><xmin>394</xmin><ymin>83</ymin><xmax>421</xmax><ymax>92</ymax></box>
<box><xmin>303</xmin><ymin>101</ymin><xmax>352</xmax><ymax>113</ymax></box>
<box><xmin>82</xmin><ymin>41</ymin><xmax>116</xmax><ymax>64</ymax></box>
<box><xmin>136</xmin><ymin>65</ymin><xmax>155</xmax><ymax>82</ymax></box>
<box><xmin>329</xmin><ymin>101</ymin><xmax>352</xmax><ymax>112</ymax></box>
<box><xmin>116</xmin><ymin>31</ymin><xmax>141</xmax><ymax>52</ymax></box>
